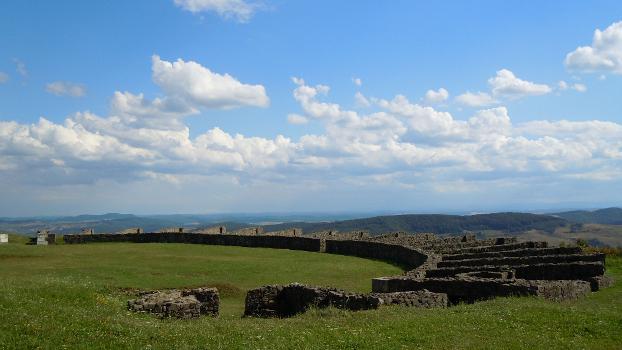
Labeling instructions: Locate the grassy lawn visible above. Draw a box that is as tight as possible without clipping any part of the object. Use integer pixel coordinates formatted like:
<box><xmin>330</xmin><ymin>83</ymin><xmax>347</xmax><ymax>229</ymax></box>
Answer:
<box><xmin>0</xmin><ymin>237</ymin><xmax>620</xmax><ymax>349</ymax></box>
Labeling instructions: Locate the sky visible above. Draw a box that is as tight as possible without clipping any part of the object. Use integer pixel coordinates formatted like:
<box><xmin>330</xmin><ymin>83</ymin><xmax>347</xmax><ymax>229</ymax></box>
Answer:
<box><xmin>0</xmin><ymin>0</ymin><xmax>621</xmax><ymax>216</ymax></box>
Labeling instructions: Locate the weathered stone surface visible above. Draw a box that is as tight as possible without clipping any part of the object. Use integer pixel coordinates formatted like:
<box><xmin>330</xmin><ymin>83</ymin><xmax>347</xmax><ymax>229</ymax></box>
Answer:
<box><xmin>372</xmin><ymin>276</ymin><xmax>591</xmax><ymax>304</ymax></box>
<box><xmin>372</xmin><ymin>290</ymin><xmax>448</xmax><ymax>308</ymax></box>
<box><xmin>587</xmin><ymin>275</ymin><xmax>615</xmax><ymax>292</ymax></box>
<box><xmin>31</xmin><ymin>230</ymin><xmax>55</xmax><ymax>245</ymax></box>
<box><xmin>325</xmin><ymin>240</ymin><xmax>428</xmax><ymax>270</ymax></box>
<box><xmin>244</xmin><ymin>283</ymin><xmax>381</xmax><ymax>318</ymax></box>
<box><xmin>128</xmin><ymin>287</ymin><xmax>219</xmax><ymax>319</ymax></box>
<box><xmin>437</xmin><ymin>253</ymin><xmax>605</xmax><ymax>268</ymax></box>
<box><xmin>0</xmin><ymin>233</ymin><xmax>8</xmax><ymax>244</ymax></box>
<box><xmin>442</xmin><ymin>247</ymin><xmax>583</xmax><ymax>261</ymax></box>
<box><xmin>425</xmin><ymin>262</ymin><xmax>605</xmax><ymax>280</ymax></box>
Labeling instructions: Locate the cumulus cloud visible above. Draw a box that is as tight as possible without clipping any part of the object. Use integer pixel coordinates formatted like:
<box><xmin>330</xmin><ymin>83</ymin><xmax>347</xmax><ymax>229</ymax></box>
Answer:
<box><xmin>287</xmin><ymin>113</ymin><xmax>308</xmax><ymax>125</ymax></box>
<box><xmin>455</xmin><ymin>91</ymin><xmax>497</xmax><ymax>107</ymax></box>
<box><xmin>45</xmin><ymin>81</ymin><xmax>87</xmax><ymax>97</ymax></box>
<box><xmin>0</xmin><ymin>72</ymin><xmax>8</xmax><ymax>84</ymax></box>
<box><xmin>354</xmin><ymin>92</ymin><xmax>371</xmax><ymax>107</ymax></box>
<box><xmin>1</xmin><ymin>59</ymin><xmax>620</xmax><ymax>210</ymax></box>
<box><xmin>565</xmin><ymin>21</ymin><xmax>622</xmax><ymax>74</ymax></box>
<box><xmin>152</xmin><ymin>55</ymin><xmax>269</xmax><ymax>109</ymax></box>
<box><xmin>488</xmin><ymin>69</ymin><xmax>552</xmax><ymax>98</ymax></box>
<box><xmin>424</xmin><ymin>88</ymin><xmax>449</xmax><ymax>104</ymax></box>
<box><xmin>173</xmin><ymin>0</ymin><xmax>259</xmax><ymax>22</ymax></box>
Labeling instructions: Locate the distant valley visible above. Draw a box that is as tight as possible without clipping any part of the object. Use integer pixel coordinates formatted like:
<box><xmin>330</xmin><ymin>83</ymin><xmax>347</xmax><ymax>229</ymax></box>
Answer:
<box><xmin>1</xmin><ymin>208</ymin><xmax>621</xmax><ymax>247</ymax></box>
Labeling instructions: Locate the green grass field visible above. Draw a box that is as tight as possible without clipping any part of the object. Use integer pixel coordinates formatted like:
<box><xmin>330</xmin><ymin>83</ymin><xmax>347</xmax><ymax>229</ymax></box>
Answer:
<box><xmin>0</xmin><ymin>236</ymin><xmax>621</xmax><ymax>349</ymax></box>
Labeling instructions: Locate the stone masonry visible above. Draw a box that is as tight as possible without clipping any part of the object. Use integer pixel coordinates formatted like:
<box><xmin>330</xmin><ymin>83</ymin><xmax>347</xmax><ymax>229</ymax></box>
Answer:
<box><xmin>64</xmin><ymin>226</ymin><xmax>614</xmax><ymax>318</ymax></box>
<box><xmin>128</xmin><ymin>287</ymin><xmax>219</xmax><ymax>319</ymax></box>
<box><xmin>244</xmin><ymin>283</ymin><xmax>448</xmax><ymax>317</ymax></box>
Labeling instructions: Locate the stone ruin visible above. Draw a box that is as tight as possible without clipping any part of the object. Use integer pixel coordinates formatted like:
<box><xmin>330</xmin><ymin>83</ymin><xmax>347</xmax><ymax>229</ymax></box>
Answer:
<box><xmin>118</xmin><ymin>228</ymin><xmax>144</xmax><ymax>234</ymax></box>
<box><xmin>194</xmin><ymin>226</ymin><xmax>226</xmax><ymax>234</ymax></box>
<box><xmin>128</xmin><ymin>287</ymin><xmax>219</xmax><ymax>319</ymax></box>
<box><xmin>230</xmin><ymin>227</ymin><xmax>264</xmax><ymax>235</ymax></box>
<box><xmin>309</xmin><ymin>230</ymin><xmax>370</xmax><ymax>240</ymax></box>
<box><xmin>371</xmin><ymin>238</ymin><xmax>613</xmax><ymax>305</ymax></box>
<box><xmin>265</xmin><ymin>228</ymin><xmax>303</xmax><ymax>237</ymax></box>
<box><xmin>159</xmin><ymin>227</ymin><xmax>185</xmax><ymax>233</ymax></box>
<box><xmin>244</xmin><ymin>283</ymin><xmax>448</xmax><ymax>318</ymax></box>
<box><xmin>30</xmin><ymin>230</ymin><xmax>55</xmax><ymax>245</ymax></box>
<box><xmin>0</xmin><ymin>233</ymin><xmax>8</xmax><ymax>244</ymax></box>
<box><xmin>63</xmin><ymin>226</ymin><xmax>614</xmax><ymax>319</ymax></box>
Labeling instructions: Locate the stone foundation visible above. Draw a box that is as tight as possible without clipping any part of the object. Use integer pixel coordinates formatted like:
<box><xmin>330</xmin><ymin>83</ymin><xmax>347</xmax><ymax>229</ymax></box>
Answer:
<box><xmin>128</xmin><ymin>287</ymin><xmax>219</xmax><ymax>319</ymax></box>
<box><xmin>372</xmin><ymin>290</ymin><xmax>448</xmax><ymax>308</ymax></box>
<box><xmin>244</xmin><ymin>283</ymin><xmax>382</xmax><ymax>318</ymax></box>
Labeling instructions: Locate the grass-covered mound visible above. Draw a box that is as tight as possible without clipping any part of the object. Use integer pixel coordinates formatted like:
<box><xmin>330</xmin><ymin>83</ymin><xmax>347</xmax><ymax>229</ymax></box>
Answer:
<box><xmin>0</xmin><ymin>241</ymin><xmax>620</xmax><ymax>349</ymax></box>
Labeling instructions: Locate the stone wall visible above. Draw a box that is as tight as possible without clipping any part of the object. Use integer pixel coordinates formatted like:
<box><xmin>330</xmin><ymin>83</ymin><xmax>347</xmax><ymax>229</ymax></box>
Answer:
<box><xmin>230</xmin><ymin>227</ymin><xmax>264</xmax><ymax>235</ymax></box>
<box><xmin>194</xmin><ymin>226</ymin><xmax>227</xmax><ymax>234</ymax></box>
<box><xmin>325</xmin><ymin>239</ymin><xmax>429</xmax><ymax>270</ymax></box>
<box><xmin>371</xmin><ymin>290</ymin><xmax>448</xmax><ymax>308</ymax></box>
<box><xmin>118</xmin><ymin>228</ymin><xmax>144</xmax><ymax>234</ymax></box>
<box><xmin>244</xmin><ymin>283</ymin><xmax>382</xmax><ymax>318</ymax></box>
<box><xmin>372</xmin><ymin>275</ymin><xmax>591</xmax><ymax>304</ymax></box>
<box><xmin>63</xmin><ymin>232</ymin><xmax>322</xmax><ymax>252</ymax></box>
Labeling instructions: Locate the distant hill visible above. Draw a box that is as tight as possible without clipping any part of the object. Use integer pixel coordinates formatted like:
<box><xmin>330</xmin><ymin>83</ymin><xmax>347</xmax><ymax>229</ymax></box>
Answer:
<box><xmin>552</xmin><ymin>207</ymin><xmax>622</xmax><ymax>225</ymax></box>
<box><xmin>263</xmin><ymin>212</ymin><xmax>568</xmax><ymax>235</ymax></box>
<box><xmin>0</xmin><ymin>213</ymin><xmax>249</xmax><ymax>235</ymax></box>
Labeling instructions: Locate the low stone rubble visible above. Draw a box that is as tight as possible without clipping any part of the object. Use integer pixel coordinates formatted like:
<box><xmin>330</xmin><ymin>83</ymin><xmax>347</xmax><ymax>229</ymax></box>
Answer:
<box><xmin>244</xmin><ymin>283</ymin><xmax>449</xmax><ymax>318</ymax></box>
<box><xmin>128</xmin><ymin>287</ymin><xmax>219</xmax><ymax>319</ymax></box>
<box><xmin>244</xmin><ymin>283</ymin><xmax>381</xmax><ymax>318</ymax></box>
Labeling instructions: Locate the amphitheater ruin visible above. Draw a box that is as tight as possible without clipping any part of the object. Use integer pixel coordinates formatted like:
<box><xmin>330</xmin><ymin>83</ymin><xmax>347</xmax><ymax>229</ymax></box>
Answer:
<box><xmin>60</xmin><ymin>226</ymin><xmax>613</xmax><ymax>319</ymax></box>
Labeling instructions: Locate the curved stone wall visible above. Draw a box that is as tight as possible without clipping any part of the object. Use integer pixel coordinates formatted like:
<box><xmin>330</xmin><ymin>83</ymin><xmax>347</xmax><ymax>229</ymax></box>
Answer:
<box><xmin>63</xmin><ymin>232</ymin><xmax>322</xmax><ymax>252</ymax></box>
<box><xmin>325</xmin><ymin>239</ymin><xmax>428</xmax><ymax>270</ymax></box>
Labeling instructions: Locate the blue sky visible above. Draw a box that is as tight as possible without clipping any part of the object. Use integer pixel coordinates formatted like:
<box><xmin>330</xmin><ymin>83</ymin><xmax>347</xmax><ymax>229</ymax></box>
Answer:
<box><xmin>0</xmin><ymin>0</ymin><xmax>621</xmax><ymax>216</ymax></box>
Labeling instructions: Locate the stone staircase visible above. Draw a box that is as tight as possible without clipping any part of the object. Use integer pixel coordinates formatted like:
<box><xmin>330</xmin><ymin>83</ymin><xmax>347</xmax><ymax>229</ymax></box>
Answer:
<box><xmin>373</xmin><ymin>239</ymin><xmax>613</xmax><ymax>305</ymax></box>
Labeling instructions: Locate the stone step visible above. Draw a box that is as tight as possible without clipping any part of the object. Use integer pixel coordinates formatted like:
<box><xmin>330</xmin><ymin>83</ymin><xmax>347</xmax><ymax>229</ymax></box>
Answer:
<box><xmin>371</xmin><ymin>276</ymin><xmax>591</xmax><ymax>304</ymax></box>
<box><xmin>452</xmin><ymin>241</ymin><xmax>548</xmax><ymax>254</ymax></box>
<box><xmin>442</xmin><ymin>247</ymin><xmax>582</xmax><ymax>261</ymax></box>
<box><xmin>437</xmin><ymin>253</ymin><xmax>605</xmax><ymax>268</ymax></box>
<box><xmin>426</xmin><ymin>261</ymin><xmax>605</xmax><ymax>280</ymax></box>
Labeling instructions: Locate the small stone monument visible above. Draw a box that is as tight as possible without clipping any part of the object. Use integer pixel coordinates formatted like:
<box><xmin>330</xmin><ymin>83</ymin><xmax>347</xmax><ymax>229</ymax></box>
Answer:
<box><xmin>36</xmin><ymin>230</ymin><xmax>50</xmax><ymax>245</ymax></box>
<box><xmin>0</xmin><ymin>233</ymin><xmax>8</xmax><ymax>244</ymax></box>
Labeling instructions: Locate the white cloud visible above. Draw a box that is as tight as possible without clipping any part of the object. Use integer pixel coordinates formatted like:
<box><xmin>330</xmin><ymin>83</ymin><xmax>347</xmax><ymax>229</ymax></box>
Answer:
<box><xmin>0</xmin><ymin>72</ymin><xmax>8</xmax><ymax>84</ymax></box>
<box><xmin>287</xmin><ymin>113</ymin><xmax>308</xmax><ymax>125</ymax></box>
<box><xmin>354</xmin><ymin>92</ymin><xmax>371</xmax><ymax>107</ymax></box>
<box><xmin>352</xmin><ymin>77</ymin><xmax>362</xmax><ymax>86</ymax></box>
<box><xmin>1</xmin><ymin>60</ymin><xmax>621</xmax><ymax>213</ymax></box>
<box><xmin>13</xmin><ymin>58</ymin><xmax>27</xmax><ymax>77</ymax></box>
<box><xmin>488</xmin><ymin>69</ymin><xmax>551</xmax><ymax>98</ymax></box>
<box><xmin>565</xmin><ymin>21</ymin><xmax>622</xmax><ymax>74</ymax></box>
<box><xmin>558</xmin><ymin>80</ymin><xmax>587</xmax><ymax>93</ymax></box>
<box><xmin>173</xmin><ymin>0</ymin><xmax>258</xmax><ymax>22</ymax></box>
<box><xmin>455</xmin><ymin>91</ymin><xmax>497</xmax><ymax>107</ymax></box>
<box><xmin>424</xmin><ymin>88</ymin><xmax>449</xmax><ymax>104</ymax></box>
<box><xmin>572</xmin><ymin>83</ymin><xmax>587</xmax><ymax>92</ymax></box>
<box><xmin>45</xmin><ymin>81</ymin><xmax>87</xmax><ymax>97</ymax></box>
<box><xmin>152</xmin><ymin>55</ymin><xmax>269</xmax><ymax>109</ymax></box>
